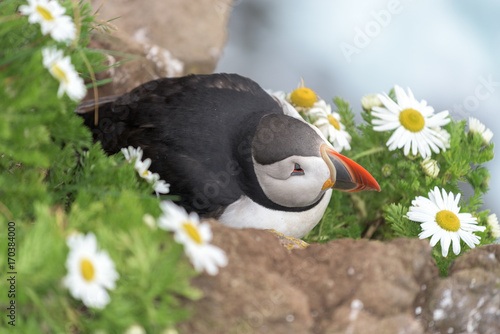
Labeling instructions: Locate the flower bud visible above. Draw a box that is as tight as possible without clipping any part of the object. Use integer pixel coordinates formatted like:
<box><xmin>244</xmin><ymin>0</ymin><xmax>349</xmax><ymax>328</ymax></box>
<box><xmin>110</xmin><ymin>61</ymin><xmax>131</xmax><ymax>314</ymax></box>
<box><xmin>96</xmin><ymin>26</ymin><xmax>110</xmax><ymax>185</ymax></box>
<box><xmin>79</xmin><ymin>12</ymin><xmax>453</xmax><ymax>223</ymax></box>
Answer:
<box><xmin>469</xmin><ymin>117</ymin><xmax>494</xmax><ymax>145</ymax></box>
<box><xmin>420</xmin><ymin>157</ymin><xmax>439</xmax><ymax>178</ymax></box>
<box><xmin>361</xmin><ymin>94</ymin><xmax>383</xmax><ymax>111</ymax></box>
<box><xmin>487</xmin><ymin>213</ymin><xmax>500</xmax><ymax>238</ymax></box>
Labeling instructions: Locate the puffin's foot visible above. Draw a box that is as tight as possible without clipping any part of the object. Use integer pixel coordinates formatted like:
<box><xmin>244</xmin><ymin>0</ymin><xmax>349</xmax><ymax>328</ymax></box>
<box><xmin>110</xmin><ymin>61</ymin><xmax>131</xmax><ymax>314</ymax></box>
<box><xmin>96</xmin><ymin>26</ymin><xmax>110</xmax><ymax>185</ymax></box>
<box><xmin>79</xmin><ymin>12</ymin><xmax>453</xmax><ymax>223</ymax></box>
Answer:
<box><xmin>266</xmin><ymin>229</ymin><xmax>309</xmax><ymax>250</ymax></box>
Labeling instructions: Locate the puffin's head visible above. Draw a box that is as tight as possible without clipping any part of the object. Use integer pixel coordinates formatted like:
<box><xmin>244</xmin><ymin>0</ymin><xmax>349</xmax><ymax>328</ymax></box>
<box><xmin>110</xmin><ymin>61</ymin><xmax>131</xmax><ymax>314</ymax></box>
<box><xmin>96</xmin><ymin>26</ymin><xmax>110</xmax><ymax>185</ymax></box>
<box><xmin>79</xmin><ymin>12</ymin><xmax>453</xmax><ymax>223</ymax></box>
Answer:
<box><xmin>252</xmin><ymin>114</ymin><xmax>380</xmax><ymax>208</ymax></box>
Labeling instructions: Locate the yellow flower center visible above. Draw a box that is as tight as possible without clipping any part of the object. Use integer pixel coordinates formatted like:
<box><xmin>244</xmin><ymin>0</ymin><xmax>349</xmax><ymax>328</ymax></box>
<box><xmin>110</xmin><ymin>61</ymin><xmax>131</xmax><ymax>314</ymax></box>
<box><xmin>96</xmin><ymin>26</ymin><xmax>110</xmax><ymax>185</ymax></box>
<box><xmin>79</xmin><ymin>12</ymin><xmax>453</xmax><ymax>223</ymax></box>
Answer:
<box><xmin>36</xmin><ymin>5</ymin><xmax>55</xmax><ymax>21</ymax></box>
<box><xmin>51</xmin><ymin>64</ymin><xmax>69</xmax><ymax>84</ymax></box>
<box><xmin>80</xmin><ymin>258</ymin><xmax>95</xmax><ymax>282</ymax></box>
<box><xmin>142</xmin><ymin>170</ymin><xmax>150</xmax><ymax>177</ymax></box>
<box><xmin>435</xmin><ymin>210</ymin><xmax>460</xmax><ymax>232</ymax></box>
<box><xmin>399</xmin><ymin>108</ymin><xmax>425</xmax><ymax>132</ymax></box>
<box><xmin>182</xmin><ymin>222</ymin><xmax>203</xmax><ymax>244</ymax></box>
<box><xmin>327</xmin><ymin>114</ymin><xmax>341</xmax><ymax>130</ymax></box>
<box><xmin>290</xmin><ymin>87</ymin><xmax>318</xmax><ymax>108</ymax></box>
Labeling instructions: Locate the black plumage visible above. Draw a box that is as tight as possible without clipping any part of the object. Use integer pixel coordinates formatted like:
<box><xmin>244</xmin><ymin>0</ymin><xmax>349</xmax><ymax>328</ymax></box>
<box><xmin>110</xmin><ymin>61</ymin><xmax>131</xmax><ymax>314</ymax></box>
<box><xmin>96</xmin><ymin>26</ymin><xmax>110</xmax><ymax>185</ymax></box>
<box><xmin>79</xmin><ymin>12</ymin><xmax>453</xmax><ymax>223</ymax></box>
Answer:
<box><xmin>77</xmin><ymin>73</ymin><xmax>321</xmax><ymax>217</ymax></box>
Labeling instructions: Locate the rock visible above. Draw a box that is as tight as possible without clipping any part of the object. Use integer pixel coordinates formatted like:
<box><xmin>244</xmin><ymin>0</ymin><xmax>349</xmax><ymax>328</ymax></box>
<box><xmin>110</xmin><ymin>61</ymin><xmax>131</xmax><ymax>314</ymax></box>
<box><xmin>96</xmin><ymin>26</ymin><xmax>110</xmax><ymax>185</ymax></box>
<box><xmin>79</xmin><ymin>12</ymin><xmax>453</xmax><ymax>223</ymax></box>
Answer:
<box><xmin>86</xmin><ymin>0</ymin><xmax>233</xmax><ymax>98</ymax></box>
<box><xmin>179</xmin><ymin>220</ymin><xmax>439</xmax><ymax>334</ymax></box>
<box><xmin>423</xmin><ymin>245</ymin><xmax>500</xmax><ymax>334</ymax></box>
<box><xmin>85</xmin><ymin>30</ymin><xmax>184</xmax><ymax>99</ymax></box>
<box><xmin>89</xmin><ymin>0</ymin><xmax>233</xmax><ymax>73</ymax></box>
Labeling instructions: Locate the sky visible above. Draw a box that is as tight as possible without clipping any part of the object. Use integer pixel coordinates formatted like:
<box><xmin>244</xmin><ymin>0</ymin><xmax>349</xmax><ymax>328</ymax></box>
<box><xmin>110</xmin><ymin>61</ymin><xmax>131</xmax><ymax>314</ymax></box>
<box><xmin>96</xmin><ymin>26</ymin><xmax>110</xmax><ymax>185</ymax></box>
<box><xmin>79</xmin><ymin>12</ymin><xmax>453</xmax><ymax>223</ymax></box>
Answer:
<box><xmin>216</xmin><ymin>0</ymin><xmax>499</xmax><ymax>213</ymax></box>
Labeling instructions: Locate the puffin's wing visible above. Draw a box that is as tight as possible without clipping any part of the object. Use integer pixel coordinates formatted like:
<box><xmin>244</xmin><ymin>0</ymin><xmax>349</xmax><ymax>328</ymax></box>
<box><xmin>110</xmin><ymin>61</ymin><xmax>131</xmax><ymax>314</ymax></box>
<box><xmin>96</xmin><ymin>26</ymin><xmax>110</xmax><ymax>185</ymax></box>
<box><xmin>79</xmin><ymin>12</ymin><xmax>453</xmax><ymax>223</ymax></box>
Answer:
<box><xmin>76</xmin><ymin>74</ymin><xmax>281</xmax><ymax>216</ymax></box>
<box><xmin>77</xmin><ymin>74</ymin><xmax>268</xmax><ymax>153</ymax></box>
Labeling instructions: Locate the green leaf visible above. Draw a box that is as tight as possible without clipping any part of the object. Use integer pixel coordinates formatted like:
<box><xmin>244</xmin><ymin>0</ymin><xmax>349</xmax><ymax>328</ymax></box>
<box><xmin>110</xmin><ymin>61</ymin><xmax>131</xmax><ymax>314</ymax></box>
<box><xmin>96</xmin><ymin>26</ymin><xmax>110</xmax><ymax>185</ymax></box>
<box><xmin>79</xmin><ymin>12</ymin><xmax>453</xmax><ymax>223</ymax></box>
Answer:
<box><xmin>384</xmin><ymin>203</ymin><xmax>421</xmax><ymax>238</ymax></box>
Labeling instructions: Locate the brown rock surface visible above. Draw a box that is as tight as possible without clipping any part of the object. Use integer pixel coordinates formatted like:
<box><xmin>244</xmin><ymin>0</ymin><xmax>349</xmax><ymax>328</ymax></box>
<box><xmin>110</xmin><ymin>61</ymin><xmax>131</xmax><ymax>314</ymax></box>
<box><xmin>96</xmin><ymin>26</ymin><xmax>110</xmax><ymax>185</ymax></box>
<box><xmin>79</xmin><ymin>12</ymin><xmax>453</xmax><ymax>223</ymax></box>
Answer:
<box><xmin>86</xmin><ymin>0</ymin><xmax>233</xmax><ymax>98</ymax></box>
<box><xmin>179</xmin><ymin>220</ymin><xmax>441</xmax><ymax>334</ymax></box>
<box><xmin>85</xmin><ymin>31</ymin><xmax>184</xmax><ymax>99</ymax></box>
<box><xmin>423</xmin><ymin>244</ymin><xmax>500</xmax><ymax>334</ymax></box>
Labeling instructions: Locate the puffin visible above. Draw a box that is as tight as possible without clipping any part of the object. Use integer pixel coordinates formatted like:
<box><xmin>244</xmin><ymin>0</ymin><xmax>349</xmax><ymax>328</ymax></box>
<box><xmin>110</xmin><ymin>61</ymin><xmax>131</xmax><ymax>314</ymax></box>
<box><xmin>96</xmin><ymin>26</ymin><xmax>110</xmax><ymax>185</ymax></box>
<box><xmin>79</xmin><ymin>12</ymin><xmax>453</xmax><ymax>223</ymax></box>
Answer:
<box><xmin>76</xmin><ymin>73</ymin><xmax>380</xmax><ymax>238</ymax></box>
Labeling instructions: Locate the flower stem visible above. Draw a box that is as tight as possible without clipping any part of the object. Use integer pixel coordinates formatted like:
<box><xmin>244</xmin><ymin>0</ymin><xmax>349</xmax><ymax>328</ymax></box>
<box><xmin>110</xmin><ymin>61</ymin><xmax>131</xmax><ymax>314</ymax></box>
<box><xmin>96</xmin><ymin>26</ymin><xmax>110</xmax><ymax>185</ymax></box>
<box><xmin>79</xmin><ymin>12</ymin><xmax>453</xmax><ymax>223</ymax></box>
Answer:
<box><xmin>350</xmin><ymin>146</ymin><xmax>385</xmax><ymax>160</ymax></box>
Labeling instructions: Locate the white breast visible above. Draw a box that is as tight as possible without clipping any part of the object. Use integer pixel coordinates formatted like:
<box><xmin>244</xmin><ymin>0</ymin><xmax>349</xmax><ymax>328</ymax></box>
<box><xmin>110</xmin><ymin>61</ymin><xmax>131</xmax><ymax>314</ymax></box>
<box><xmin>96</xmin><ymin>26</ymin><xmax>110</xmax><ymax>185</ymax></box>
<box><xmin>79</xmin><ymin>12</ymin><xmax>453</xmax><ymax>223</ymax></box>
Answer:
<box><xmin>218</xmin><ymin>189</ymin><xmax>332</xmax><ymax>238</ymax></box>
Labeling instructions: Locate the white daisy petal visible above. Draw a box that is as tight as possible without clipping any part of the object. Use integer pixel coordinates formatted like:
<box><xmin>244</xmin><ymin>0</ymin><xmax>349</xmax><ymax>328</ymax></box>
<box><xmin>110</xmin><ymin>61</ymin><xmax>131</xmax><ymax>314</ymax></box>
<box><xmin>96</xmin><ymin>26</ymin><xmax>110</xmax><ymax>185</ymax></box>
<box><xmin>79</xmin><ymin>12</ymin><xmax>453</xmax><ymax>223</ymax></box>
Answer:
<box><xmin>377</xmin><ymin>94</ymin><xmax>402</xmax><ymax>114</ymax></box>
<box><xmin>457</xmin><ymin>229</ymin><xmax>478</xmax><ymax>249</ymax></box>
<box><xmin>394</xmin><ymin>85</ymin><xmax>411</xmax><ymax>108</ymax></box>
<box><xmin>420</xmin><ymin>129</ymin><xmax>441</xmax><ymax>153</ymax></box>
<box><xmin>449</xmin><ymin>232</ymin><xmax>461</xmax><ymax>255</ymax></box>
<box><xmin>407</xmin><ymin>212</ymin><xmax>435</xmax><ymax>223</ymax></box>
<box><xmin>427</xmin><ymin>110</ymin><xmax>451</xmax><ymax>127</ymax></box>
<box><xmin>419</xmin><ymin>226</ymin><xmax>437</xmax><ymax>239</ymax></box>
<box><xmin>386</xmin><ymin>126</ymin><xmax>406</xmax><ymax>148</ymax></box>
<box><xmin>371</xmin><ymin>109</ymin><xmax>399</xmax><ymax>121</ymax></box>
<box><xmin>373</xmin><ymin>121</ymin><xmax>401</xmax><ymax>132</ymax></box>
<box><xmin>433</xmin><ymin>187</ymin><xmax>446</xmax><ymax>209</ymax></box>
<box><xmin>121</xmin><ymin>146</ymin><xmax>143</xmax><ymax>163</ymax></box>
<box><xmin>429</xmin><ymin>229</ymin><xmax>443</xmax><ymax>247</ymax></box>
<box><xmin>50</xmin><ymin>14</ymin><xmax>76</xmax><ymax>42</ymax></box>
<box><xmin>153</xmin><ymin>179</ymin><xmax>170</xmax><ymax>196</ymax></box>
<box><xmin>440</xmin><ymin>232</ymin><xmax>452</xmax><ymax>256</ymax></box>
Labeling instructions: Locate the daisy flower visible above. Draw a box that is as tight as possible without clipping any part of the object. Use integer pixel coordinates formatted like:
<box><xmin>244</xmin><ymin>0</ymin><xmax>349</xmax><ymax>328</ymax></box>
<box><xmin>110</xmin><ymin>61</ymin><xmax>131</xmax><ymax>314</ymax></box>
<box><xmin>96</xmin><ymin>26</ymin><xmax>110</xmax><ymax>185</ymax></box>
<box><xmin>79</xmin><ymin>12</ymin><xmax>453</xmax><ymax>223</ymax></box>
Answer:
<box><xmin>308</xmin><ymin>100</ymin><xmax>352</xmax><ymax>152</ymax></box>
<box><xmin>134</xmin><ymin>158</ymin><xmax>165</xmax><ymax>187</ymax></box>
<box><xmin>271</xmin><ymin>84</ymin><xmax>352</xmax><ymax>153</ymax></box>
<box><xmin>468</xmin><ymin>117</ymin><xmax>494</xmax><ymax>145</ymax></box>
<box><xmin>133</xmin><ymin>156</ymin><xmax>156</xmax><ymax>183</ymax></box>
<box><xmin>121</xmin><ymin>146</ymin><xmax>143</xmax><ymax>163</ymax></box>
<box><xmin>152</xmin><ymin>178</ymin><xmax>170</xmax><ymax>196</ymax></box>
<box><xmin>371</xmin><ymin>85</ymin><xmax>451</xmax><ymax>159</ymax></box>
<box><xmin>122</xmin><ymin>146</ymin><xmax>170</xmax><ymax>196</ymax></box>
<box><xmin>63</xmin><ymin>232</ymin><xmax>119</xmax><ymax>309</ymax></box>
<box><xmin>158</xmin><ymin>201</ymin><xmax>228</xmax><ymax>275</ymax></box>
<box><xmin>289</xmin><ymin>86</ymin><xmax>318</xmax><ymax>109</ymax></box>
<box><xmin>486</xmin><ymin>213</ymin><xmax>500</xmax><ymax>239</ymax></box>
<box><xmin>136</xmin><ymin>166</ymin><xmax>170</xmax><ymax>196</ymax></box>
<box><xmin>19</xmin><ymin>0</ymin><xmax>76</xmax><ymax>42</ymax></box>
<box><xmin>407</xmin><ymin>187</ymin><xmax>486</xmax><ymax>257</ymax></box>
<box><xmin>42</xmin><ymin>47</ymin><xmax>86</xmax><ymax>101</ymax></box>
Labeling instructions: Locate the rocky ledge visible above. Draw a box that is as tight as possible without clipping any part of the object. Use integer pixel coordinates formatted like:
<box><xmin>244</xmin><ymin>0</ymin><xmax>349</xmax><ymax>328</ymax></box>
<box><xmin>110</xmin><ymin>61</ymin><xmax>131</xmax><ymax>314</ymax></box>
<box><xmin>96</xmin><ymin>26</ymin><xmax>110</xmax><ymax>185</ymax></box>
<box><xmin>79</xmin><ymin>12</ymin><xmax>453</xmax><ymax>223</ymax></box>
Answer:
<box><xmin>179</xmin><ymin>220</ymin><xmax>500</xmax><ymax>334</ymax></box>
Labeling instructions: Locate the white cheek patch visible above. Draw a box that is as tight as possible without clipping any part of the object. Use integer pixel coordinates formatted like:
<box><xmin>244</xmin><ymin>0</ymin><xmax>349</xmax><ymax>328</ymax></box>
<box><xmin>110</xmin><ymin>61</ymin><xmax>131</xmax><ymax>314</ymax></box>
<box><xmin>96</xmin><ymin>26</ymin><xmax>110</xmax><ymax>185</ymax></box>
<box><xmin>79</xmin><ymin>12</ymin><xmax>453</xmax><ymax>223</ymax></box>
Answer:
<box><xmin>253</xmin><ymin>156</ymin><xmax>330</xmax><ymax>207</ymax></box>
<box><xmin>253</xmin><ymin>159</ymin><xmax>290</xmax><ymax>181</ymax></box>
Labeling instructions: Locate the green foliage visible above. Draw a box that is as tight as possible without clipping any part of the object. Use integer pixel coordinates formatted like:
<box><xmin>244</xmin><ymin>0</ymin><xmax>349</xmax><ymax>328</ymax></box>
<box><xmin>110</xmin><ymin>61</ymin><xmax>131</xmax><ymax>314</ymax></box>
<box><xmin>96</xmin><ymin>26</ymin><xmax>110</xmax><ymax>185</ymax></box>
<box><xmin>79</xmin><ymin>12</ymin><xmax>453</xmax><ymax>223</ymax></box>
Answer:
<box><xmin>0</xmin><ymin>1</ymin><xmax>198</xmax><ymax>332</ymax></box>
<box><xmin>305</xmin><ymin>95</ymin><xmax>496</xmax><ymax>275</ymax></box>
<box><xmin>384</xmin><ymin>203</ymin><xmax>418</xmax><ymax>238</ymax></box>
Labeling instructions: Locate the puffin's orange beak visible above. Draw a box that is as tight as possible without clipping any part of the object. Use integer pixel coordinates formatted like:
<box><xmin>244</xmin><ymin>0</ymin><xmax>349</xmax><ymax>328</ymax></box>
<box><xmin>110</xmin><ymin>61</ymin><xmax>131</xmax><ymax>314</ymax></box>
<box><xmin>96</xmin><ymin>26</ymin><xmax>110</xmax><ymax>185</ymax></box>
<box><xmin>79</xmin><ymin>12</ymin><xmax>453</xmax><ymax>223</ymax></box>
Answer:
<box><xmin>320</xmin><ymin>144</ymin><xmax>380</xmax><ymax>192</ymax></box>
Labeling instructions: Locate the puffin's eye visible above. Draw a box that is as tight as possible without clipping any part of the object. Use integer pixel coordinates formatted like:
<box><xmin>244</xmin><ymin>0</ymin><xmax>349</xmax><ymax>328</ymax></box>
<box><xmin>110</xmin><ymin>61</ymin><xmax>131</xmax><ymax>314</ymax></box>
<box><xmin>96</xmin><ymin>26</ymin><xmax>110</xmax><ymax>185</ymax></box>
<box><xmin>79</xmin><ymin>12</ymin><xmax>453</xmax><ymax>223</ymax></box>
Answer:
<box><xmin>291</xmin><ymin>163</ymin><xmax>305</xmax><ymax>176</ymax></box>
